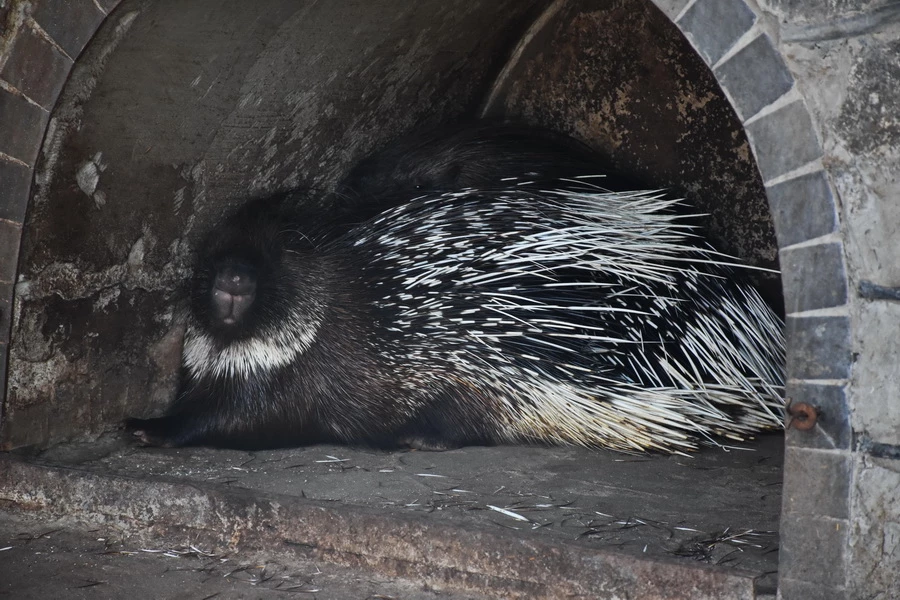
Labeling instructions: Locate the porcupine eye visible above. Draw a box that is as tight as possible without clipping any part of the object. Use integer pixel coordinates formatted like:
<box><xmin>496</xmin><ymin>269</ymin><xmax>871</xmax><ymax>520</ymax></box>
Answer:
<box><xmin>210</xmin><ymin>259</ymin><xmax>257</xmax><ymax>326</ymax></box>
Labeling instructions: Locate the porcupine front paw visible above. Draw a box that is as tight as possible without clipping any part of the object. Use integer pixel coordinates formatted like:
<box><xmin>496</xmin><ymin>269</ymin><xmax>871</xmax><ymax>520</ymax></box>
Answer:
<box><xmin>400</xmin><ymin>435</ymin><xmax>462</xmax><ymax>451</ymax></box>
<box><xmin>123</xmin><ymin>416</ymin><xmax>182</xmax><ymax>447</ymax></box>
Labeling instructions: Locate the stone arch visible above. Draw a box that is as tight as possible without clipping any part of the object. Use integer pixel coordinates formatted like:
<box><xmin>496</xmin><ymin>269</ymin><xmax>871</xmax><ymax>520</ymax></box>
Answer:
<box><xmin>1</xmin><ymin>0</ymin><xmax>122</xmax><ymax>411</ymax></box>
<box><xmin>655</xmin><ymin>2</ymin><xmax>854</xmax><ymax>597</ymax></box>
<box><xmin>0</xmin><ymin>1</ymin><xmax>884</xmax><ymax>598</ymax></box>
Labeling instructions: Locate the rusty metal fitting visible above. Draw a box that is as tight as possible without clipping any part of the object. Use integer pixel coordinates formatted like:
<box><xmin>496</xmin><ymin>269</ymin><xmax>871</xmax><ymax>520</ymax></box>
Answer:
<box><xmin>786</xmin><ymin>399</ymin><xmax>818</xmax><ymax>431</ymax></box>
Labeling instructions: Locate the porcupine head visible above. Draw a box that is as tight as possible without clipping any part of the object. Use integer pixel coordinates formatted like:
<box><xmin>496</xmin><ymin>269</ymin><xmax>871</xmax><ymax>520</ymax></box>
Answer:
<box><xmin>125</xmin><ymin>196</ymin><xmax>337</xmax><ymax>449</ymax></box>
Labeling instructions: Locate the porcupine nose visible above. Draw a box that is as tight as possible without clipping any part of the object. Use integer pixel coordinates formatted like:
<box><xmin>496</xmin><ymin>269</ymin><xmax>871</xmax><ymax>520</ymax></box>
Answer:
<box><xmin>212</xmin><ymin>263</ymin><xmax>257</xmax><ymax>325</ymax></box>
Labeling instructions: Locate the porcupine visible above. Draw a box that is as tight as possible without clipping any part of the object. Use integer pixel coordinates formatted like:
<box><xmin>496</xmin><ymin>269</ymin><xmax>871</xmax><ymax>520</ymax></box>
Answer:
<box><xmin>126</xmin><ymin>178</ymin><xmax>785</xmax><ymax>453</ymax></box>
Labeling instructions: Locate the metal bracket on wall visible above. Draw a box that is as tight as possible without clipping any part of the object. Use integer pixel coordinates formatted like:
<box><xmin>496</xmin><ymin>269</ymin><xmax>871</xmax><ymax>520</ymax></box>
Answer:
<box><xmin>786</xmin><ymin>398</ymin><xmax>819</xmax><ymax>431</ymax></box>
<box><xmin>858</xmin><ymin>280</ymin><xmax>900</xmax><ymax>302</ymax></box>
<box><xmin>855</xmin><ymin>433</ymin><xmax>900</xmax><ymax>460</ymax></box>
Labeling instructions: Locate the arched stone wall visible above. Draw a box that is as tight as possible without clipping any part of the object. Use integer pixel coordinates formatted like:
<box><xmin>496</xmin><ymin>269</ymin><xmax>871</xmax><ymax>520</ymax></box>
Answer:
<box><xmin>0</xmin><ymin>0</ymin><xmax>120</xmax><ymax>438</ymax></box>
<box><xmin>0</xmin><ymin>1</ymin><xmax>897</xmax><ymax>598</ymax></box>
<box><xmin>658</xmin><ymin>1</ymin><xmax>900</xmax><ymax>597</ymax></box>
<box><xmin>659</xmin><ymin>0</ymin><xmax>853</xmax><ymax>595</ymax></box>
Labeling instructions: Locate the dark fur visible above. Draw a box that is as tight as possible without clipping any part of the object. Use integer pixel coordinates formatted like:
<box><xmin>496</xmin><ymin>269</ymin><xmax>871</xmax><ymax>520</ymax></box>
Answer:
<box><xmin>125</xmin><ymin>191</ymin><xmax>500</xmax><ymax>450</ymax></box>
<box><xmin>331</xmin><ymin>122</ymin><xmax>638</xmax><ymax>226</ymax></box>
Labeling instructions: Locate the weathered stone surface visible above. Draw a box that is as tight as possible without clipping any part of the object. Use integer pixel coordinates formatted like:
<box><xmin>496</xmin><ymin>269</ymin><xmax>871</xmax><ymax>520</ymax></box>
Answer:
<box><xmin>0</xmin><ymin>88</ymin><xmax>49</xmax><ymax>165</ymax></box>
<box><xmin>782</xmin><ymin>447</ymin><xmax>850</xmax><ymax>519</ymax></box>
<box><xmin>0</xmin><ymin>22</ymin><xmax>73</xmax><ymax>108</ymax></box>
<box><xmin>779</xmin><ymin>514</ymin><xmax>848</xmax><ymax>590</ymax></box>
<box><xmin>760</xmin><ymin>0</ymin><xmax>895</xmax><ymax>26</ymax></box>
<box><xmin>0</xmin><ymin>158</ymin><xmax>31</xmax><ymax>223</ymax></box>
<box><xmin>0</xmin><ymin>279</ymin><xmax>12</xmax><ymax>337</ymax></box>
<box><xmin>780</xmin><ymin>241</ymin><xmax>847</xmax><ymax>314</ymax></box>
<box><xmin>95</xmin><ymin>0</ymin><xmax>125</xmax><ymax>13</ymax></box>
<box><xmin>31</xmin><ymin>0</ymin><xmax>107</xmax><ymax>59</ymax></box>
<box><xmin>0</xmin><ymin>511</ymin><xmax>488</xmax><ymax>600</ymax></box>
<box><xmin>836</xmin><ymin>39</ymin><xmax>900</xmax><ymax>155</ymax></box>
<box><xmin>0</xmin><ymin>341</ymin><xmax>6</xmax><ymax>420</ymax></box>
<box><xmin>715</xmin><ymin>34</ymin><xmax>794</xmax><ymax>120</ymax></box>
<box><xmin>768</xmin><ymin>6</ymin><xmax>900</xmax><ymax>597</ymax></box>
<box><xmin>785</xmin><ymin>316</ymin><xmax>851</xmax><ymax>381</ymax></box>
<box><xmin>0</xmin><ymin>220</ymin><xmax>21</xmax><ymax>283</ymax></box>
<box><xmin>0</xmin><ymin>440</ymin><xmax>782</xmax><ymax>599</ymax></box>
<box><xmin>849</xmin><ymin>457</ymin><xmax>900</xmax><ymax>598</ymax></box>
<box><xmin>826</xmin><ymin>40</ymin><xmax>900</xmax><ymax>290</ymax></box>
<box><xmin>677</xmin><ymin>0</ymin><xmax>757</xmax><ymax>65</ymax></box>
<box><xmin>851</xmin><ymin>301</ymin><xmax>900</xmax><ymax>447</ymax></box>
<box><xmin>785</xmin><ymin>382</ymin><xmax>850</xmax><ymax>450</ymax></box>
<box><xmin>765</xmin><ymin>170</ymin><xmax>837</xmax><ymax>248</ymax></box>
<box><xmin>648</xmin><ymin>0</ymin><xmax>691</xmax><ymax>20</ymax></box>
<box><xmin>832</xmin><ymin>157</ymin><xmax>900</xmax><ymax>286</ymax></box>
<box><xmin>0</xmin><ymin>3</ymin><xmax>12</xmax><ymax>39</ymax></box>
<box><xmin>745</xmin><ymin>101</ymin><xmax>823</xmax><ymax>182</ymax></box>
<box><xmin>777</xmin><ymin>578</ymin><xmax>848</xmax><ymax>600</ymax></box>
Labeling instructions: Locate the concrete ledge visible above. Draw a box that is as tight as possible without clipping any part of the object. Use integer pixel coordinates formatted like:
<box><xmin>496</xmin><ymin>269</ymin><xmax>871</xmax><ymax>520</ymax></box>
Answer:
<box><xmin>0</xmin><ymin>446</ymin><xmax>775</xmax><ymax>600</ymax></box>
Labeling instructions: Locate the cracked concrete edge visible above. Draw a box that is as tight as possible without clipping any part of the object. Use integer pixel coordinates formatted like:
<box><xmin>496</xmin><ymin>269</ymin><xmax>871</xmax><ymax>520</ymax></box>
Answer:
<box><xmin>0</xmin><ymin>453</ymin><xmax>762</xmax><ymax>600</ymax></box>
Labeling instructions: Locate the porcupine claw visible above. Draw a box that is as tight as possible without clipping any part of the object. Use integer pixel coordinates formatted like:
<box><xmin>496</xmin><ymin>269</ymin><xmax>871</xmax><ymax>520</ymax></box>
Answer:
<box><xmin>401</xmin><ymin>435</ymin><xmax>461</xmax><ymax>451</ymax></box>
<box><xmin>123</xmin><ymin>417</ymin><xmax>180</xmax><ymax>448</ymax></box>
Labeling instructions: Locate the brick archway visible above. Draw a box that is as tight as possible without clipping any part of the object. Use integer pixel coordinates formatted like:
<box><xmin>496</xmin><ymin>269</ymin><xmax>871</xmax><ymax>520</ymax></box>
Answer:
<box><xmin>0</xmin><ymin>1</ymin><xmax>894</xmax><ymax>598</ymax></box>
<box><xmin>1</xmin><ymin>0</ymin><xmax>126</xmax><ymax>414</ymax></box>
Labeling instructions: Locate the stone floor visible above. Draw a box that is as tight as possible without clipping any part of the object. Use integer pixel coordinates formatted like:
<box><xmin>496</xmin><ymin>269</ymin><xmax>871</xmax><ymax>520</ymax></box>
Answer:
<box><xmin>0</xmin><ymin>432</ymin><xmax>783</xmax><ymax>599</ymax></box>
<box><xmin>0</xmin><ymin>511</ymin><xmax>488</xmax><ymax>599</ymax></box>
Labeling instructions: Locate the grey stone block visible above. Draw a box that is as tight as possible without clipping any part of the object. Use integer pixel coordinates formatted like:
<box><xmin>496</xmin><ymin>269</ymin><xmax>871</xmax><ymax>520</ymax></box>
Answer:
<box><xmin>0</xmin><ymin>89</ymin><xmax>50</xmax><ymax>165</ymax></box>
<box><xmin>95</xmin><ymin>0</ymin><xmax>124</xmax><ymax>14</ymax></box>
<box><xmin>785</xmin><ymin>382</ymin><xmax>850</xmax><ymax>450</ymax></box>
<box><xmin>782</xmin><ymin>447</ymin><xmax>850</xmax><ymax>519</ymax></box>
<box><xmin>0</xmin><ymin>279</ymin><xmax>12</xmax><ymax>339</ymax></box>
<box><xmin>0</xmin><ymin>292</ymin><xmax>8</xmax><ymax>418</ymax></box>
<box><xmin>745</xmin><ymin>101</ymin><xmax>823</xmax><ymax>183</ymax></box>
<box><xmin>714</xmin><ymin>34</ymin><xmax>794</xmax><ymax>120</ymax></box>
<box><xmin>31</xmin><ymin>0</ymin><xmax>107</xmax><ymax>59</ymax></box>
<box><xmin>778</xmin><ymin>577</ymin><xmax>848</xmax><ymax>600</ymax></box>
<box><xmin>0</xmin><ymin>7</ymin><xmax>12</xmax><ymax>41</ymax></box>
<box><xmin>785</xmin><ymin>316</ymin><xmax>851</xmax><ymax>380</ymax></box>
<box><xmin>779</xmin><ymin>516</ymin><xmax>848</xmax><ymax>590</ymax></box>
<box><xmin>780</xmin><ymin>242</ymin><xmax>848</xmax><ymax>313</ymax></box>
<box><xmin>0</xmin><ymin>398</ymin><xmax>50</xmax><ymax>449</ymax></box>
<box><xmin>0</xmin><ymin>159</ymin><xmax>32</xmax><ymax>224</ymax></box>
<box><xmin>766</xmin><ymin>170</ymin><xmax>837</xmax><ymax>248</ymax></box>
<box><xmin>676</xmin><ymin>0</ymin><xmax>757</xmax><ymax>65</ymax></box>
<box><xmin>0</xmin><ymin>281</ymin><xmax>8</xmax><ymax>406</ymax></box>
<box><xmin>0</xmin><ymin>24</ymin><xmax>73</xmax><ymax>109</ymax></box>
<box><xmin>0</xmin><ymin>220</ymin><xmax>22</xmax><ymax>284</ymax></box>
<box><xmin>650</xmin><ymin>0</ymin><xmax>692</xmax><ymax>20</ymax></box>
<box><xmin>0</xmin><ymin>342</ymin><xmax>7</xmax><ymax>425</ymax></box>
